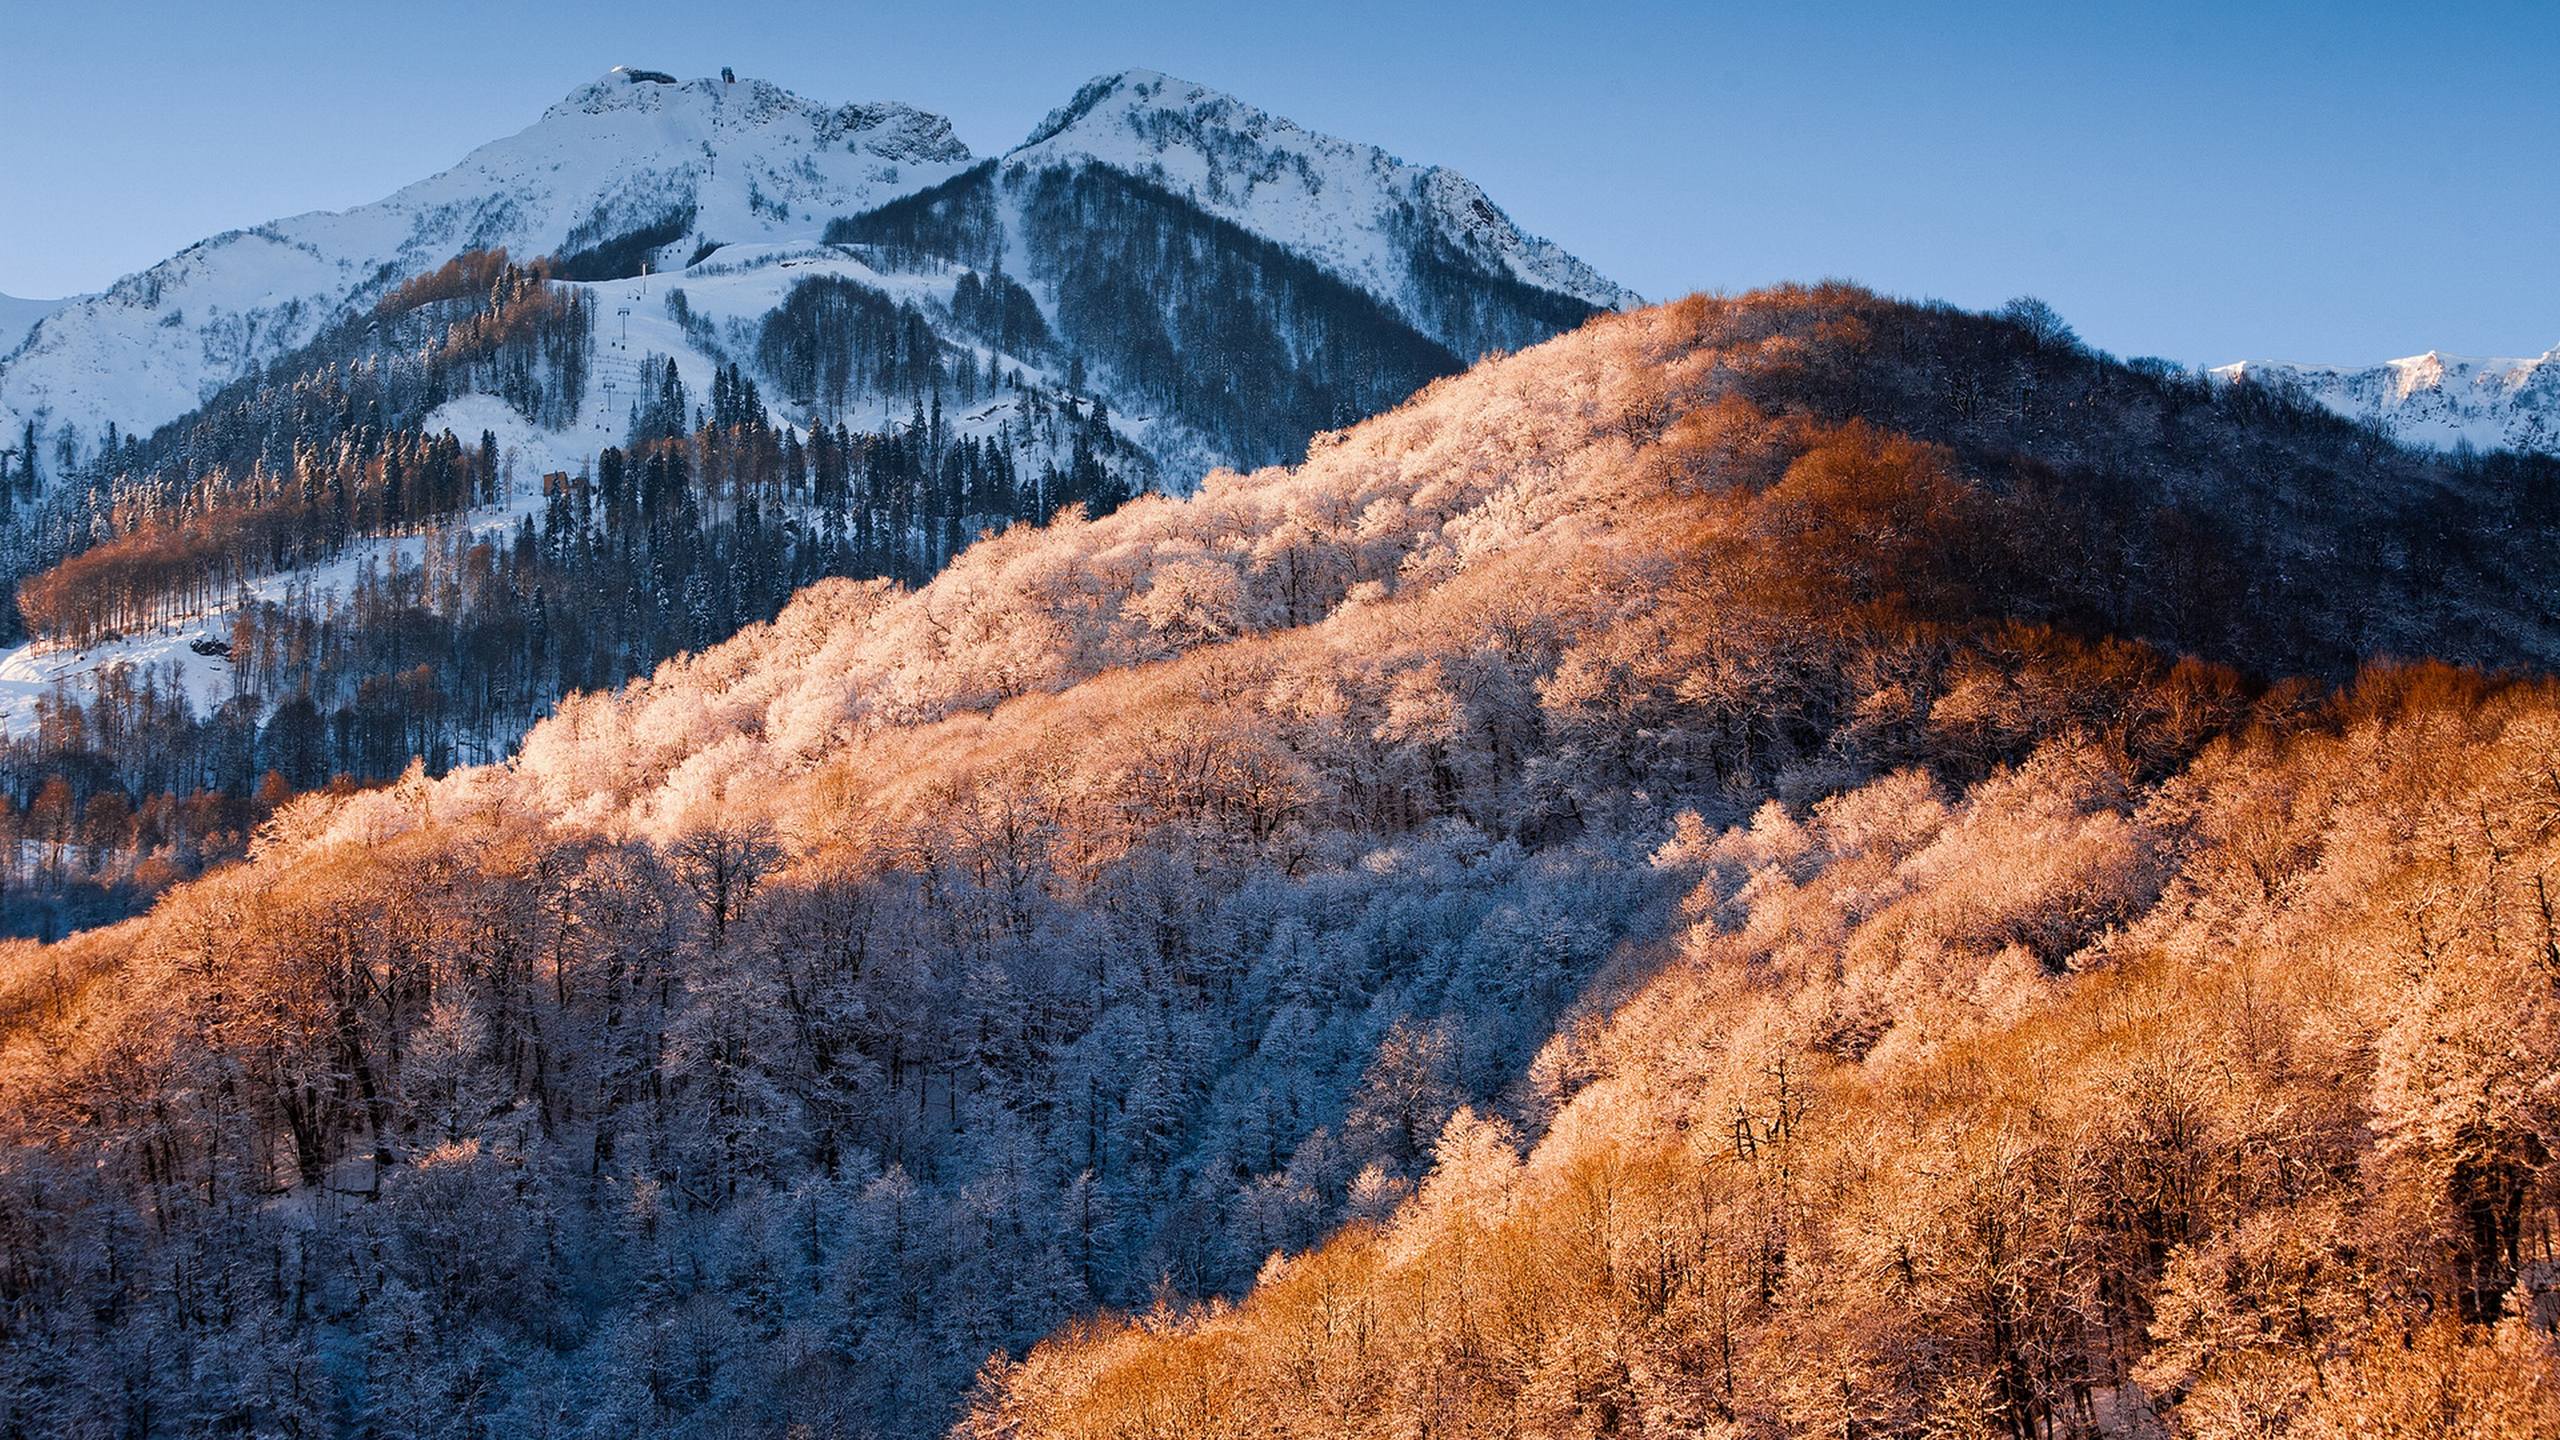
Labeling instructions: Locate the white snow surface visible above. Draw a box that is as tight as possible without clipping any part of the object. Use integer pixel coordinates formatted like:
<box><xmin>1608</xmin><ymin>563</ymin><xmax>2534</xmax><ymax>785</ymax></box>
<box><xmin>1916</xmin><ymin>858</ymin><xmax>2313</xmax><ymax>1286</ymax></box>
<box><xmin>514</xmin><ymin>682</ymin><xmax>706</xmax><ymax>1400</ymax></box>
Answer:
<box><xmin>1010</xmin><ymin>70</ymin><xmax>1638</xmax><ymax>342</ymax></box>
<box><xmin>0</xmin><ymin>292</ymin><xmax>75</xmax><ymax>360</ymax></box>
<box><xmin>2212</xmin><ymin>348</ymin><xmax>2560</xmax><ymax>455</ymax></box>
<box><xmin>0</xmin><ymin>69</ymin><xmax>973</xmax><ymax>464</ymax></box>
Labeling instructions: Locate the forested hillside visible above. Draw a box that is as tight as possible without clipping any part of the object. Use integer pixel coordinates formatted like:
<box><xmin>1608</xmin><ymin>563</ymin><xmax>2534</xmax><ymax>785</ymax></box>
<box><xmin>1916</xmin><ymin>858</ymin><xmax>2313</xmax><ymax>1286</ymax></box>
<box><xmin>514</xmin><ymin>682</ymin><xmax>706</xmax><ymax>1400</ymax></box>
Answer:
<box><xmin>975</xmin><ymin>660</ymin><xmax>2560</xmax><ymax>1438</ymax></box>
<box><xmin>834</xmin><ymin>159</ymin><xmax>1488</xmax><ymax>467</ymax></box>
<box><xmin>0</xmin><ymin>70</ymin><xmax>1619</xmax><ymax>940</ymax></box>
<box><xmin>3</xmin><ymin>288</ymin><xmax>2558</xmax><ymax>1439</ymax></box>
<box><xmin>0</xmin><ymin>249</ymin><xmax>1141</xmax><ymax>938</ymax></box>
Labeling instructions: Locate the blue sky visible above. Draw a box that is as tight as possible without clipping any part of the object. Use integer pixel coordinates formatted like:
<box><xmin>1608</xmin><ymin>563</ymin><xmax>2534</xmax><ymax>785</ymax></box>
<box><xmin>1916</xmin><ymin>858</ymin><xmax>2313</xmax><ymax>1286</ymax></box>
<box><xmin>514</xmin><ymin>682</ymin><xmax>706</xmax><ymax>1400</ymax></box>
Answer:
<box><xmin>4</xmin><ymin>0</ymin><xmax>2552</xmax><ymax>367</ymax></box>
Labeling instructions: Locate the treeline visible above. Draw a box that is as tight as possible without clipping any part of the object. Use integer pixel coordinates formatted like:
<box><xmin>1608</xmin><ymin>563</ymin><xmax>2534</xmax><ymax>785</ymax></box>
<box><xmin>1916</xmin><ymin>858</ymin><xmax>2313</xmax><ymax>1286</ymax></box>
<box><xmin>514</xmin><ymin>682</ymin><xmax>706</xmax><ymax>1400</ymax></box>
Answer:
<box><xmin>949</xmin><ymin>264</ymin><xmax>1050</xmax><ymax>358</ymax></box>
<box><xmin>829</xmin><ymin>161</ymin><xmax>1484</xmax><ymax>467</ymax></box>
<box><xmin>1016</xmin><ymin>163</ymin><xmax>1466</xmax><ymax>467</ymax></box>
<box><xmin>393</xmin><ymin>251</ymin><xmax>594</xmax><ymax>426</ymax></box>
<box><xmin>551</xmin><ymin>202</ymin><xmax>698</xmax><ymax>282</ymax></box>
<box><xmin>755</xmin><ymin>275</ymin><xmax>955</xmax><ymax>411</ymax></box>
<box><xmin>1392</xmin><ymin>205</ymin><xmax>1609</xmax><ymax>359</ymax></box>
<box><xmin>823</xmin><ymin>159</ymin><xmax>1005</xmax><ymax>270</ymax></box>
<box><xmin>754</xmin><ymin>269</ymin><xmax>1061</xmax><ymax>422</ymax></box>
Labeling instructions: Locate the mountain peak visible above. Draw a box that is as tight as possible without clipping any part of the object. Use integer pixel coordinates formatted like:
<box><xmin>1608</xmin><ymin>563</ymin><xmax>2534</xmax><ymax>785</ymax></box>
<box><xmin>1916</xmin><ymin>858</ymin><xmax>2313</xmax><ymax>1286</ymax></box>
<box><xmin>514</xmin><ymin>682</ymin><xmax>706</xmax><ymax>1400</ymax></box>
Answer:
<box><xmin>538</xmin><ymin>69</ymin><xmax>971</xmax><ymax>163</ymax></box>
<box><xmin>0</xmin><ymin>71</ymin><xmax>979</xmax><ymax>454</ymax></box>
<box><xmin>1008</xmin><ymin>68</ymin><xmax>1635</xmax><ymax>329</ymax></box>
<box><xmin>544</xmin><ymin>66</ymin><xmax>718</xmax><ymax>118</ymax></box>
<box><xmin>1015</xmin><ymin>68</ymin><xmax>1335</xmax><ymax>163</ymax></box>
<box><xmin>1019</xmin><ymin>68</ymin><xmax>1193</xmax><ymax>148</ymax></box>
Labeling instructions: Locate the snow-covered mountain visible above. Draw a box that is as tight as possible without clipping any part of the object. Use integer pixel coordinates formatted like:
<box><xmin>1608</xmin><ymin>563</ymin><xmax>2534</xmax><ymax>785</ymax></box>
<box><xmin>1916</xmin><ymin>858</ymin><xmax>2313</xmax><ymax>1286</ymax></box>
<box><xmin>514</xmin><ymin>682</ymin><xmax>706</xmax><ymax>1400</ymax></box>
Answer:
<box><xmin>2212</xmin><ymin>348</ymin><xmax>2560</xmax><ymax>455</ymax></box>
<box><xmin>0</xmin><ymin>67</ymin><xmax>1626</xmax><ymax>483</ymax></box>
<box><xmin>1012</xmin><ymin>69</ymin><xmax>1636</xmax><ymax>351</ymax></box>
<box><xmin>0</xmin><ymin>69</ymin><xmax>973</xmax><ymax>465</ymax></box>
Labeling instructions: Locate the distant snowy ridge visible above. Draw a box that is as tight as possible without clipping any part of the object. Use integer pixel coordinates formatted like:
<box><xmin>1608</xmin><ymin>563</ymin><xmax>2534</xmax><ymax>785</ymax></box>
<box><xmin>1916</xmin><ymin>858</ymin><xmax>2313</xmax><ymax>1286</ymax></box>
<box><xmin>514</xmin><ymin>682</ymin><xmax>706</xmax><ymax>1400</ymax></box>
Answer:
<box><xmin>1011</xmin><ymin>70</ymin><xmax>1638</xmax><ymax>342</ymax></box>
<box><xmin>2212</xmin><ymin>348</ymin><xmax>2560</xmax><ymax>455</ymax></box>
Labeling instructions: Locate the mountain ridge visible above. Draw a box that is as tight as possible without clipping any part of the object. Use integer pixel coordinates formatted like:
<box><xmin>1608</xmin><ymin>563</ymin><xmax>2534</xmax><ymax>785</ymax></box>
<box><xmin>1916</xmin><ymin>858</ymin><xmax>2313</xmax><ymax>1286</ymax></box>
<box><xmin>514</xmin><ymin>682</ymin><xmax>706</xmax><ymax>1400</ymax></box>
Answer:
<box><xmin>2211</xmin><ymin>345</ymin><xmax>2560</xmax><ymax>454</ymax></box>
<box><xmin>1009</xmin><ymin>69</ymin><xmax>1637</xmax><ymax>340</ymax></box>
<box><xmin>0</xmin><ymin>67</ymin><xmax>1624</xmax><ymax>481</ymax></box>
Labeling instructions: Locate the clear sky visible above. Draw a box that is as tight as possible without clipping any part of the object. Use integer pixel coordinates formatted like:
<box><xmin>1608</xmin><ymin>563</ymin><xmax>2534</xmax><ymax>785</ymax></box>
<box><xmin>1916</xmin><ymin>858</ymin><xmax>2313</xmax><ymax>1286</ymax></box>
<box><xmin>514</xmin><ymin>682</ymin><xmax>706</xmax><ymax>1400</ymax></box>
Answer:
<box><xmin>3</xmin><ymin>0</ymin><xmax>2552</xmax><ymax>368</ymax></box>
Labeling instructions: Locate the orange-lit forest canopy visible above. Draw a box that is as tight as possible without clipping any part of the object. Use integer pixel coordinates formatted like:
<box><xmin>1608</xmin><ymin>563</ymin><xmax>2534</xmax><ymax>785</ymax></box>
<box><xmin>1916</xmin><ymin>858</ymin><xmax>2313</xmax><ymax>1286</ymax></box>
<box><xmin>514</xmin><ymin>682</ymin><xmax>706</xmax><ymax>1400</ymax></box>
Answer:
<box><xmin>968</xmin><ymin>661</ymin><xmax>2560</xmax><ymax>1438</ymax></box>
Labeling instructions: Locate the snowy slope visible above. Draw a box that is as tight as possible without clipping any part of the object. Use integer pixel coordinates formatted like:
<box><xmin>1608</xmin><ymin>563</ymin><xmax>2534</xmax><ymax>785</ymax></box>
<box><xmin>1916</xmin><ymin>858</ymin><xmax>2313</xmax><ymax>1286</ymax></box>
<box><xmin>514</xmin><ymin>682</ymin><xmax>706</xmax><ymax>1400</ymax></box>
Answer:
<box><xmin>2212</xmin><ymin>349</ymin><xmax>2560</xmax><ymax>455</ymax></box>
<box><xmin>0</xmin><ymin>68</ymin><xmax>972</xmax><ymax>469</ymax></box>
<box><xmin>0</xmin><ymin>247</ymin><xmax>1144</xmax><ymax>741</ymax></box>
<box><xmin>1008</xmin><ymin>70</ymin><xmax>1637</xmax><ymax>344</ymax></box>
<box><xmin>574</xmin><ymin>247</ymin><xmax>1163</xmax><ymax>475</ymax></box>
<box><xmin>0</xmin><ymin>292</ymin><xmax>75</xmax><ymax>359</ymax></box>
